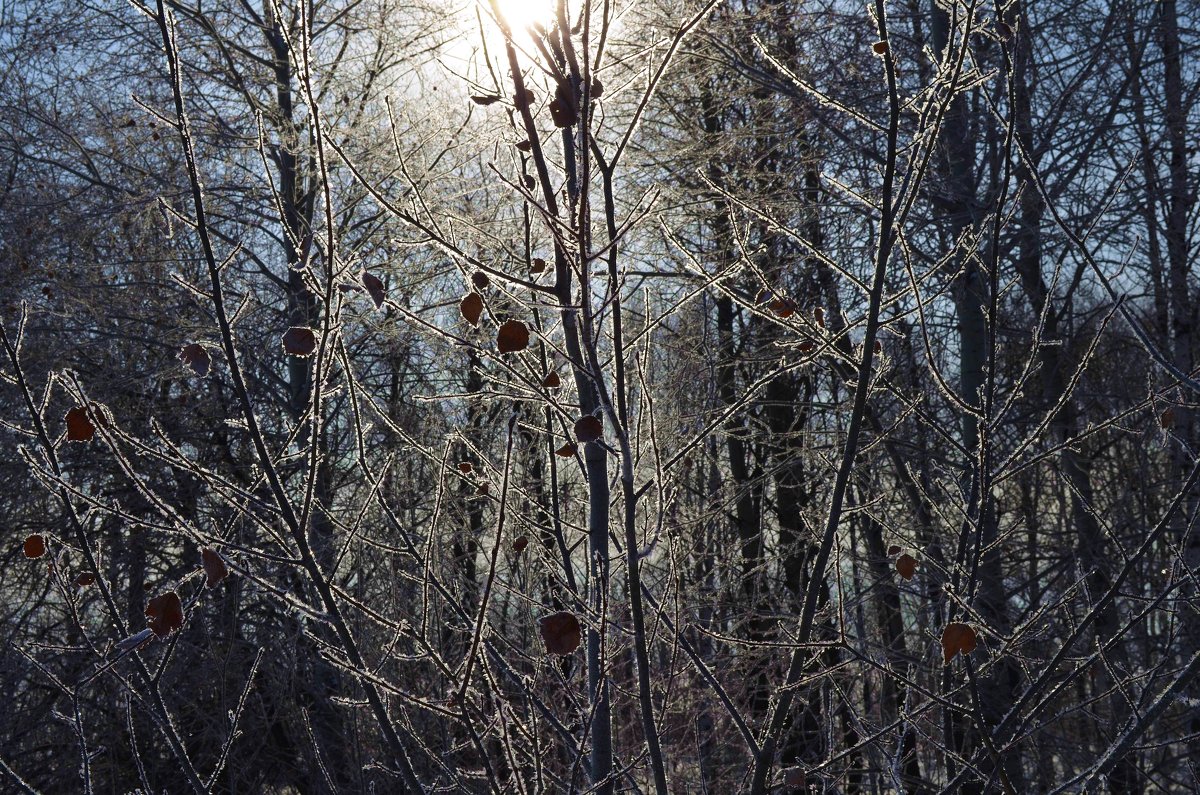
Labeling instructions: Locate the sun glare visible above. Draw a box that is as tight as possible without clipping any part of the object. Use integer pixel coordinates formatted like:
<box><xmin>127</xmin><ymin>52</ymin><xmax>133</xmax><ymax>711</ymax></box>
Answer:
<box><xmin>489</xmin><ymin>0</ymin><xmax>556</xmax><ymax>33</ymax></box>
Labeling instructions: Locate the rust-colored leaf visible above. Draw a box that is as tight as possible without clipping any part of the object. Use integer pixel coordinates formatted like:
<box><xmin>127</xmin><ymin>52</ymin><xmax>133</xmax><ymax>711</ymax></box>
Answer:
<box><xmin>471</xmin><ymin>271</ymin><xmax>490</xmax><ymax>290</ymax></box>
<box><xmin>887</xmin><ymin>544</ymin><xmax>901</xmax><ymax>556</ymax></box>
<box><xmin>574</xmin><ymin>415</ymin><xmax>602</xmax><ymax>443</ymax></box>
<box><xmin>476</xmin><ymin>483</ymin><xmax>489</xmax><ymax>497</ymax></box>
<box><xmin>512</xmin><ymin>536</ymin><xmax>529</xmax><ymax>555</ymax></box>
<box><xmin>539</xmin><ymin>611</ymin><xmax>581</xmax><ymax>655</ymax></box>
<box><xmin>895</xmin><ymin>554</ymin><xmax>918</xmax><ymax>581</ymax></box>
<box><xmin>769</xmin><ymin>299</ymin><xmax>796</xmax><ymax>318</ymax></box>
<box><xmin>179</xmin><ymin>343</ymin><xmax>210</xmax><ymax>377</ymax></box>
<box><xmin>542</xmin><ymin>371</ymin><xmax>561</xmax><ymax>388</ymax></box>
<box><xmin>75</xmin><ymin>572</ymin><xmax>97</xmax><ymax>587</ymax></box>
<box><xmin>530</xmin><ymin>257</ymin><xmax>547</xmax><ymax>274</ymax></box>
<box><xmin>201</xmin><ymin>548</ymin><xmax>229</xmax><ymax>588</ymax></box>
<box><xmin>799</xmin><ymin>340</ymin><xmax>816</xmax><ymax>354</ymax></box>
<box><xmin>814</xmin><ymin>307</ymin><xmax>826</xmax><ymax>328</ymax></box>
<box><xmin>873</xmin><ymin>40</ymin><xmax>888</xmax><ymax>54</ymax></box>
<box><xmin>458</xmin><ymin>462</ymin><xmax>474</xmax><ymax>474</ymax></box>
<box><xmin>497</xmin><ymin>320</ymin><xmax>530</xmax><ymax>354</ymax></box>
<box><xmin>555</xmin><ymin>442</ymin><xmax>577</xmax><ymax>457</ymax></box>
<box><xmin>282</xmin><ymin>327</ymin><xmax>317</xmax><ymax>357</ymax></box>
<box><xmin>460</xmin><ymin>292</ymin><xmax>484</xmax><ymax>325</ymax></box>
<box><xmin>65</xmin><ymin>407</ymin><xmax>95</xmax><ymax>442</ymax></box>
<box><xmin>1160</xmin><ymin>407</ymin><xmax>1176</xmax><ymax>430</ymax></box>
<box><xmin>941</xmin><ymin>622</ymin><xmax>977</xmax><ymax>663</ymax></box>
<box><xmin>145</xmin><ymin>592</ymin><xmax>185</xmax><ymax>638</ymax></box>
<box><xmin>362</xmin><ymin>271</ymin><xmax>386</xmax><ymax>310</ymax></box>
<box><xmin>23</xmin><ymin>534</ymin><xmax>46</xmax><ymax>559</ymax></box>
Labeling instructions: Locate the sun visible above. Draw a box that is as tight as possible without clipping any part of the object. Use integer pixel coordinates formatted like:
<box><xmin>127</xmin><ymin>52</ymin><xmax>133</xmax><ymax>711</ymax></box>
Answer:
<box><xmin>488</xmin><ymin>0</ymin><xmax>556</xmax><ymax>34</ymax></box>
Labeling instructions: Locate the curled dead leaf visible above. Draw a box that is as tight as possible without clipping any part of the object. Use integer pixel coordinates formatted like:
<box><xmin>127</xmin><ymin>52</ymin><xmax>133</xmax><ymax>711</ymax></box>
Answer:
<box><xmin>362</xmin><ymin>271</ymin><xmax>386</xmax><ymax>310</ymax></box>
<box><xmin>573</xmin><ymin>415</ymin><xmax>603</xmax><ymax>443</ymax></box>
<box><xmin>282</xmin><ymin>327</ymin><xmax>317</xmax><ymax>357</ymax></box>
<box><xmin>941</xmin><ymin>622</ymin><xmax>977</xmax><ymax>663</ymax></box>
<box><xmin>145</xmin><ymin>592</ymin><xmax>185</xmax><ymax>638</ymax></box>
<box><xmin>201</xmin><ymin>548</ymin><xmax>229</xmax><ymax>588</ymax></box>
<box><xmin>496</xmin><ymin>320</ymin><xmax>530</xmax><ymax>354</ymax></box>
<box><xmin>23</xmin><ymin>534</ymin><xmax>46</xmax><ymax>559</ymax></box>
<box><xmin>65</xmin><ymin>407</ymin><xmax>95</xmax><ymax>442</ymax></box>
<box><xmin>539</xmin><ymin>611</ymin><xmax>581</xmax><ymax>655</ymax></box>
<box><xmin>555</xmin><ymin>442</ymin><xmax>578</xmax><ymax>457</ymax></box>
<box><xmin>460</xmin><ymin>292</ymin><xmax>484</xmax><ymax>325</ymax></box>
<box><xmin>769</xmin><ymin>299</ymin><xmax>796</xmax><ymax>318</ymax></box>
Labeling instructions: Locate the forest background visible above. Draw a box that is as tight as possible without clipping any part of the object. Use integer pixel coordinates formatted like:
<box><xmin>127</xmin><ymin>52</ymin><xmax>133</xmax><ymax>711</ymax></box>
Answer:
<box><xmin>1</xmin><ymin>0</ymin><xmax>1199</xmax><ymax>792</ymax></box>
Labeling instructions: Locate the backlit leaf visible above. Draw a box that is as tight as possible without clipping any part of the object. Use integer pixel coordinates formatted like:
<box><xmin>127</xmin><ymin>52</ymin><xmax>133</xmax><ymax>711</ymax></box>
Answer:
<box><xmin>574</xmin><ymin>415</ymin><xmax>602</xmax><ymax>443</ymax></box>
<box><xmin>201</xmin><ymin>548</ymin><xmax>229</xmax><ymax>588</ymax></box>
<box><xmin>539</xmin><ymin>611</ymin><xmax>581</xmax><ymax>655</ymax></box>
<box><xmin>542</xmin><ymin>371</ymin><xmax>561</xmax><ymax>388</ymax></box>
<box><xmin>896</xmin><ymin>554</ymin><xmax>917</xmax><ymax>580</ymax></box>
<box><xmin>362</xmin><ymin>271</ymin><xmax>386</xmax><ymax>310</ymax></box>
<box><xmin>460</xmin><ymin>292</ymin><xmax>484</xmax><ymax>325</ymax></box>
<box><xmin>282</xmin><ymin>327</ymin><xmax>317</xmax><ymax>356</ymax></box>
<box><xmin>941</xmin><ymin>622</ymin><xmax>977</xmax><ymax>663</ymax></box>
<box><xmin>555</xmin><ymin>442</ymin><xmax>577</xmax><ymax>457</ymax></box>
<box><xmin>769</xmin><ymin>299</ymin><xmax>796</xmax><ymax>318</ymax></box>
<box><xmin>23</xmin><ymin>534</ymin><xmax>46</xmax><ymax>559</ymax></box>
<box><xmin>65</xmin><ymin>407</ymin><xmax>95</xmax><ymax>442</ymax></box>
<box><xmin>145</xmin><ymin>592</ymin><xmax>185</xmax><ymax>638</ymax></box>
<box><xmin>497</xmin><ymin>320</ymin><xmax>530</xmax><ymax>353</ymax></box>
